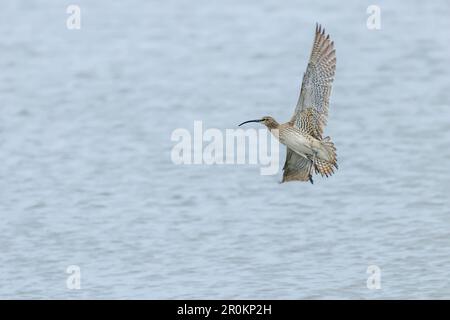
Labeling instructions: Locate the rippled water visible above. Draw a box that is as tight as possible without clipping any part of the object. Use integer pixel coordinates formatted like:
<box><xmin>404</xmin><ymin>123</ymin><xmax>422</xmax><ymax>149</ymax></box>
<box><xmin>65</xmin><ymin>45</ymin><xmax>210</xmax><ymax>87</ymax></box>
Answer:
<box><xmin>1</xmin><ymin>0</ymin><xmax>450</xmax><ymax>299</ymax></box>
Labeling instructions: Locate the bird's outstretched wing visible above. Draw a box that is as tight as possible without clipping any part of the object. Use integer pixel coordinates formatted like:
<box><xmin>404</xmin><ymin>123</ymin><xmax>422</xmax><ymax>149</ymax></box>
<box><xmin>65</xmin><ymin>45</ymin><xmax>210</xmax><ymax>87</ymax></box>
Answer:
<box><xmin>291</xmin><ymin>23</ymin><xmax>336</xmax><ymax>140</ymax></box>
<box><xmin>282</xmin><ymin>24</ymin><xmax>336</xmax><ymax>183</ymax></box>
<box><xmin>282</xmin><ymin>149</ymin><xmax>313</xmax><ymax>183</ymax></box>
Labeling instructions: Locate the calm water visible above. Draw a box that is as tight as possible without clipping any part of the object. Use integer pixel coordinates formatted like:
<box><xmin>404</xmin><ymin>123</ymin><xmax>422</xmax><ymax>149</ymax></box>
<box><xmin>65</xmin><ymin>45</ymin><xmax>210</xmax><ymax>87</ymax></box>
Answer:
<box><xmin>1</xmin><ymin>0</ymin><xmax>450</xmax><ymax>299</ymax></box>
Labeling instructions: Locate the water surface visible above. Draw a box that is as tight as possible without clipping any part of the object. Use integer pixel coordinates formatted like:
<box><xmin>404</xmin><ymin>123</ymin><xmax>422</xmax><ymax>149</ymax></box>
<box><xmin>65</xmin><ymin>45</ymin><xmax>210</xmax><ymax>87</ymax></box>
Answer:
<box><xmin>0</xmin><ymin>0</ymin><xmax>450</xmax><ymax>298</ymax></box>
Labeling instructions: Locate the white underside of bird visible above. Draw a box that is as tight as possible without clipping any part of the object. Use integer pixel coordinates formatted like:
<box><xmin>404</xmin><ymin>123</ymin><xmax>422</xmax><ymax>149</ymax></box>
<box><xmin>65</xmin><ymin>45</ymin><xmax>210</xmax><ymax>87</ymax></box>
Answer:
<box><xmin>275</xmin><ymin>126</ymin><xmax>334</xmax><ymax>163</ymax></box>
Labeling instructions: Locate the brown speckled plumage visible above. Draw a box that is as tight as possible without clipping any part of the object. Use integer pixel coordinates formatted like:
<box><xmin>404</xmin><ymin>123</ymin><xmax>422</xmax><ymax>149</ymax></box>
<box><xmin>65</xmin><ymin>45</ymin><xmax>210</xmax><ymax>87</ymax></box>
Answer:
<box><xmin>239</xmin><ymin>24</ymin><xmax>338</xmax><ymax>184</ymax></box>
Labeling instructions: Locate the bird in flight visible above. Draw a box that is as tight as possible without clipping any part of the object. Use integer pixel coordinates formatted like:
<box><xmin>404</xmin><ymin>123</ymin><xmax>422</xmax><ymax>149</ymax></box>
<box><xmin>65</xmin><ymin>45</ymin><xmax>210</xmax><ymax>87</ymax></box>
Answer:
<box><xmin>239</xmin><ymin>24</ymin><xmax>337</xmax><ymax>184</ymax></box>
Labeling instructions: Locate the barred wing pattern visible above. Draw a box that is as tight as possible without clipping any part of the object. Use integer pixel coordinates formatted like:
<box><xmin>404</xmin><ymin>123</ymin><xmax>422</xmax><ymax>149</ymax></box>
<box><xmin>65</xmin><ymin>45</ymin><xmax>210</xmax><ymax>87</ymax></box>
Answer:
<box><xmin>282</xmin><ymin>24</ymin><xmax>336</xmax><ymax>183</ymax></box>
<box><xmin>292</xmin><ymin>24</ymin><xmax>336</xmax><ymax>139</ymax></box>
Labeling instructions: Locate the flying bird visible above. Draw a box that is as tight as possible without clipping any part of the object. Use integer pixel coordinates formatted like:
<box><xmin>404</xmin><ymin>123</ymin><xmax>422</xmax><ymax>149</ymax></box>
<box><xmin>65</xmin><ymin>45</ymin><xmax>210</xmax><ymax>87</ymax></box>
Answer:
<box><xmin>239</xmin><ymin>24</ymin><xmax>337</xmax><ymax>184</ymax></box>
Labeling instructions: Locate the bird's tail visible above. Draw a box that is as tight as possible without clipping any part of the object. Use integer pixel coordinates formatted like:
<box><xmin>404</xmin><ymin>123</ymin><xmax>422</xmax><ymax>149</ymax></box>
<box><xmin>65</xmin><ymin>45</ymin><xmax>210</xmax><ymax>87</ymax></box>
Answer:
<box><xmin>314</xmin><ymin>136</ymin><xmax>338</xmax><ymax>177</ymax></box>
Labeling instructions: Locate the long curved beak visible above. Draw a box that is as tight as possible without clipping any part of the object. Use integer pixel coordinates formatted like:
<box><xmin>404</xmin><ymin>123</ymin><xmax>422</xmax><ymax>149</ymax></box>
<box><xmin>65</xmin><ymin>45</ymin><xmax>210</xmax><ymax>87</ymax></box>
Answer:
<box><xmin>238</xmin><ymin>119</ymin><xmax>262</xmax><ymax>126</ymax></box>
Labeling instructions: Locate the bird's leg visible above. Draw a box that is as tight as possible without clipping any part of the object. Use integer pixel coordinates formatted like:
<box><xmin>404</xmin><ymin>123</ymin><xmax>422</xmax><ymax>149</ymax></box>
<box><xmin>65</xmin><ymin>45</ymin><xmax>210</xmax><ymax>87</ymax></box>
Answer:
<box><xmin>306</xmin><ymin>153</ymin><xmax>316</xmax><ymax>185</ymax></box>
<box><xmin>310</xmin><ymin>151</ymin><xmax>318</xmax><ymax>176</ymax></box>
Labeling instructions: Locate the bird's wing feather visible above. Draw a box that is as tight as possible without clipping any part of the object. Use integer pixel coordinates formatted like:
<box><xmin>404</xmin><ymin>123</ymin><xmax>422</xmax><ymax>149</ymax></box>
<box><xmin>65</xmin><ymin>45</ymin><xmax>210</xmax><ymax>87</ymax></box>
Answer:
<box><xmin>291</xmin><ymin>24</ymin><xmax>336</xmax><ymax>140</ymax></box>
<box><xmin>282</xmin><ymin>148</ymin><xmax>312</xmax><ymax>182</ymax></box>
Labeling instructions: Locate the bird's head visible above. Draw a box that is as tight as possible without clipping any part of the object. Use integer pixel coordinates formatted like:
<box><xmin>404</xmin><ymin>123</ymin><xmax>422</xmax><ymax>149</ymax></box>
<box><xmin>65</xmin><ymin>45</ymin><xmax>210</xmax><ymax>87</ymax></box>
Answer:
<box><xmin>238</xmin><ymin>116</ymin><xmax>279</xmax><ymax>129</ymax></box>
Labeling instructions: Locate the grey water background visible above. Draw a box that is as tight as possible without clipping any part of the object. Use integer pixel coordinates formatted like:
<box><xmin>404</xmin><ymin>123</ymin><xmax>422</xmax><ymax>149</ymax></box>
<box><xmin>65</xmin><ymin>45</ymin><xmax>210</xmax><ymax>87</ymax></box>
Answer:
<box><xmin>1</xmin><ymin>0</ymin><xmax>449</xmax><ymax>299</ymax></box>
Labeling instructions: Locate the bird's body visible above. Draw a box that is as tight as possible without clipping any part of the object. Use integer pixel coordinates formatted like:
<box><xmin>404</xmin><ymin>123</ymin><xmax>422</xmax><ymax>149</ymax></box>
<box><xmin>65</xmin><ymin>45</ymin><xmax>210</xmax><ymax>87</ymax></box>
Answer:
<box><xmin>279</xmin><ymin>125</ymin><xmax>316</xmax><ymax>160</ymax></box>
<box><xmin>266</xmin><ymin>122</ymin><xmax>319</xmax><ymax>160</ymax></box>
<box><xmin>239</xmin><ymin>24</ymin><xmax>337</xmax><ymax>183</ymax></box>
<box><xmin>261</xmin><ymin>117</ymin><xmax>337</xmax><ymax>183</ymax></box>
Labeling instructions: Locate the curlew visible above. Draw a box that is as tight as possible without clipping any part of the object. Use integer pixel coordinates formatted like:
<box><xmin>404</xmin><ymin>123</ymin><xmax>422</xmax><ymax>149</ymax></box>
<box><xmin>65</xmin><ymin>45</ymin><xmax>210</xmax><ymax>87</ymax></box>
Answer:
<box><xmin>239</xmin><ymin>24</ymin><xmax>337</xmax><ymax>184</ymax></box>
